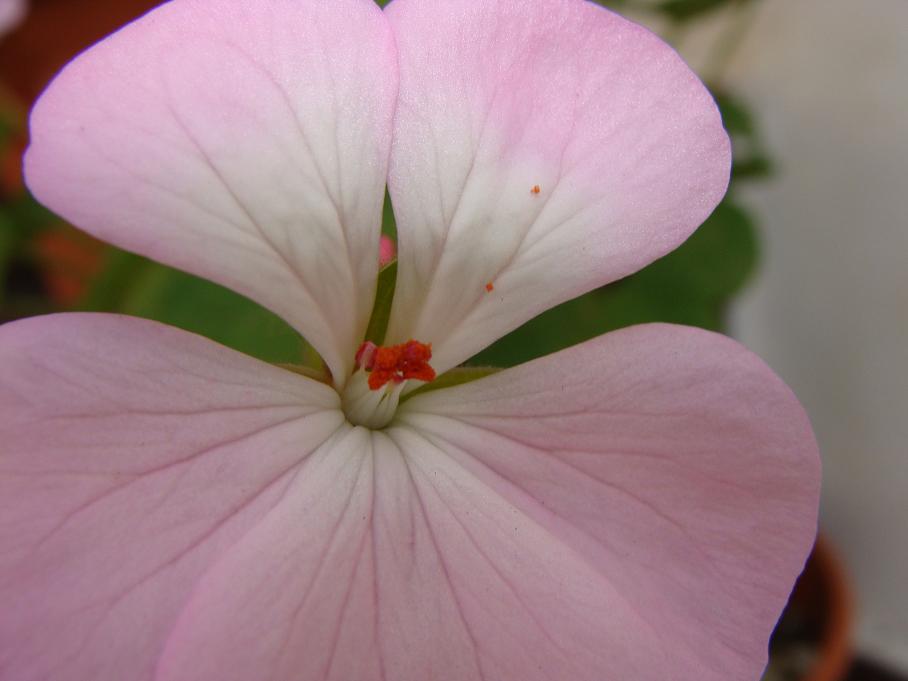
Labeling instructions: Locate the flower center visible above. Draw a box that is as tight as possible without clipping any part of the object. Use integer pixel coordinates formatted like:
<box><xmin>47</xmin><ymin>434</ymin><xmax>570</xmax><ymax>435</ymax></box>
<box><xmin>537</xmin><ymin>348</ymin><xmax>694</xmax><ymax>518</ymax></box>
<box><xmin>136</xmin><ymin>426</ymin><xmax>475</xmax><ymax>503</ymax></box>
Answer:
<box><xmin>341</xmin><ymin>340</ymin><xmax>436</xmax><ymax>428</ymax></box>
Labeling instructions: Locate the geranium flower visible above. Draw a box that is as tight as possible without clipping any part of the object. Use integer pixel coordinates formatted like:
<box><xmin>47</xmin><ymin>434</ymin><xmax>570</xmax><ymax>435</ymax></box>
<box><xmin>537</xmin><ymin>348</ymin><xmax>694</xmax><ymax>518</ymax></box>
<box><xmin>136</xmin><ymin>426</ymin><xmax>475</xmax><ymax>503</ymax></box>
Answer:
<box><xmin>1</xmin><ymin>0</ymin><xmax>819</xmax><ymax>679</ymax></box>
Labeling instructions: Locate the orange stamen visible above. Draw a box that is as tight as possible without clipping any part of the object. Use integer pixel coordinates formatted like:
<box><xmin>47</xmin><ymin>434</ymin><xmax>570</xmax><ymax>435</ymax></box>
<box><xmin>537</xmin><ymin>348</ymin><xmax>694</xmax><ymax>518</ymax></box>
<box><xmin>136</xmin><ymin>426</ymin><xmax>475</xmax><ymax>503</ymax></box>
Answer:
<box><xmin>485</xmin><ymin>281</ymin><xmax>495</xmax><ymax>292</ymax></box>
<box><xmin>531</xmin><ymin>185</ymin><xmax>541</xmax><ymax>195</ymax></box>
<box><xmin>356</xmin><ymin>340</ymin><xmax>436</xmax><ymax>391</ymax></box>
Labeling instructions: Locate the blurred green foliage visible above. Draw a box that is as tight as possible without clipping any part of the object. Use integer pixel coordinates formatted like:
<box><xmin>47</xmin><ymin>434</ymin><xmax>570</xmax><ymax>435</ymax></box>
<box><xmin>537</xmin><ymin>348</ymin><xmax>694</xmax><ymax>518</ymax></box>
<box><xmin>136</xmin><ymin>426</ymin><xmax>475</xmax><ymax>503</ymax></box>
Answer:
<box><xmin>716</xmin><ymin>89</ymin><xmax>774</xmax><ymax>181</ymax></box>
<box><xmin>593</xmin><ymin>0</ymin><xmax>751</xmax><ymax>22</ymax></box>
<box><xmin>0</xmin><ymin>192</ymin><xmax>57</xmax><ymax>320</ymax></box>
<box><xmin>0</xmin><ymin>213</ymin><xmax>11</xmax><ymax>307</ymax></box>
<box><xmin>79</xmin><ymin>250</ymin><xmax>305</xmax><ymax>365</ymax></box>
<box><xmin>654</xmin><ymin>0</ymin><xmax>750</xmax><ymax>22</ymax></box>
<box><xmin>474</xmin><ymin>87</ymin><xmax>770</xmax><ymax>366</ymax></box>
<box><xmin>472</xmin><ymin>200</ymin><xmax>757</xmax><ymax>366</ymax></box>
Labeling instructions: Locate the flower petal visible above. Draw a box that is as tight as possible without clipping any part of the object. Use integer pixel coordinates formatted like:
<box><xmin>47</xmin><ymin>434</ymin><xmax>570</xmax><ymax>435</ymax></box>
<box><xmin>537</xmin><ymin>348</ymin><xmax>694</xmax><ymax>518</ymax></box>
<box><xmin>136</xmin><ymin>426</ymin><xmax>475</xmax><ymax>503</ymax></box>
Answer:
<box><xmin>3</xmin><ymin>318</ymin><xmax>816</xmax><ymax>679</ymax></box>
<box><xmin>160</xmin><ymin>427</ymin><xmax>610</xmax><ymax>681</ymax></box>
<box><xmin>0</xmin><ymin>314</ymin><xmax>345</xmax><ymax>680</ymax></box>
<box><xmin>155</xmin><ymin>424</ymin><xmax>383</xmax><ymax>681</ymax></box>
<box><xmin>383</xmin><ymin>0</ymin><xmax>730</xmax><ymax>374</ymax></box>
<box><xmin>151</xmin><ymin>326</ymin><xmax>818</xmax><ymax>681</ymax></box>
<box><xmin>24</xmin><ymin>0</ymin><xmax>397</xmax><ymax>382</ymax></box>
<box><xmin>397</xmin><ymin>324</ymin><xmax>820</xmax><ymax>680</ymax></box>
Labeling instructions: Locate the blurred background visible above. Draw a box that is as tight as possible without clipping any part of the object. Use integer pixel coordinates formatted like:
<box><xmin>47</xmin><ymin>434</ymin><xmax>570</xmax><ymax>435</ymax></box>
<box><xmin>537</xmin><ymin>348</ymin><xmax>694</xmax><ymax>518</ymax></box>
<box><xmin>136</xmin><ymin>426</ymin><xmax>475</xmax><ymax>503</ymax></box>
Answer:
<box><xmin>0</xmin><ymin>1</ymin><xmax>904</xmax><ymax>679</ymax></box>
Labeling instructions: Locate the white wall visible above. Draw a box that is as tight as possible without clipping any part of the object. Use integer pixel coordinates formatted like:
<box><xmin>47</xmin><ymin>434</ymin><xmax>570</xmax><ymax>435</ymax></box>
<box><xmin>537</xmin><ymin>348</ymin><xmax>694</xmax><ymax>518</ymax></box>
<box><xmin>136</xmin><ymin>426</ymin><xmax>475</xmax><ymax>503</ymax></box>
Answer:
<box><xmin>670</xmin><ymin>0</ymin><xmax>908</xmax><ymax>669</ymax></box>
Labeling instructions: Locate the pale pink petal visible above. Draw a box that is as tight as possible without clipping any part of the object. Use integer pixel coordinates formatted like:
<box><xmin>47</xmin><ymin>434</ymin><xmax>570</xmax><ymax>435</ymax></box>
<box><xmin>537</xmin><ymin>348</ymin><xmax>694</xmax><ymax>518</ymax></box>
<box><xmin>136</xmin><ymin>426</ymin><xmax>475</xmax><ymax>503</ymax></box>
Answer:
<box><xmin>0</xmin><ymin>0</ymin><xmax>25</xmax><ymax>37</ymax></box>
<box><xmin>155</xmin><ymin>425</ymin><xmax>381</xmax><ymax>681</ymax></box>
<box><xmin>0</xmin><ymin>314</ymin><xmax>345</xmax><ymax>680</ymax></box>
<box><xmin>395</xmin><ymin>324</ymin><xmax>820</xmax><ymax>680</ymax></box>
<box><xmin>154</xmin><ymin>421</ymin><xmax>656</xmax><ymax>681</ymax></box>
<box><xmin>4</xmin><ymin>320</ymin><xmax>816</xmax><ymax>679</ymax></box>
<box><xmin>24</xmin><ymin>0</ymin><xmax>397</xmax><ymax>382</ymax></box>
<box><xmin>383</xmin><ymin>0</ymin><xmax>731</xmax><ymax>375</ymax></box>
<box><xmin>160</xmin><ymin>428</ymin><xmax>590</xmax><ymax>681</ymax></box>
<box><xmin>154</xmin><ymin>325</ymin><xmax>818</xmax><ymax>681</ymax></box>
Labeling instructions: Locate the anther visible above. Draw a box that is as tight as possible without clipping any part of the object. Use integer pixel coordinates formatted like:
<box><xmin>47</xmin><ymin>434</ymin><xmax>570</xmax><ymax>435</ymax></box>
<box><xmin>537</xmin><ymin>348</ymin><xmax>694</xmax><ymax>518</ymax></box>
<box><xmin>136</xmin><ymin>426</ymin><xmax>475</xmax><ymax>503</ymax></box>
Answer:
<box><xmin>345</xmin><ymin>340</ymin><xmax>436</xmax><ymax>428</ymax></box>
<box><xmin>354</xmin><ymin>339</ymin><xmax>436</xmax><ymax>391</ymax></box>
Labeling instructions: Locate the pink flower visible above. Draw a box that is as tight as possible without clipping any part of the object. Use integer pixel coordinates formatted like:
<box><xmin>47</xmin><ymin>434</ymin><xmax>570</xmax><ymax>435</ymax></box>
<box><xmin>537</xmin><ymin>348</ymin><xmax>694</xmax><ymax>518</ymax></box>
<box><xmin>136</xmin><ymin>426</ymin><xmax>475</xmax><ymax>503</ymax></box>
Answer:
<box><xmin>2</xmin><ymin>1</ymin><xmax>819</xmax><ymax>679</ymax></box>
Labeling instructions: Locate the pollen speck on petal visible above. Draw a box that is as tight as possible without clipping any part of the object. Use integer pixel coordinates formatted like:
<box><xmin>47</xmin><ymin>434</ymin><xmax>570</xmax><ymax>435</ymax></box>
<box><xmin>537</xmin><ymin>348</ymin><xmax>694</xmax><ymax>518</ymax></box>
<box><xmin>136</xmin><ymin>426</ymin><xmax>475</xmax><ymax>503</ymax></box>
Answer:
<box><xmin>383</xmin><ymin>0</ymin><xmax>731</xmax><ymax>377</ymax></box>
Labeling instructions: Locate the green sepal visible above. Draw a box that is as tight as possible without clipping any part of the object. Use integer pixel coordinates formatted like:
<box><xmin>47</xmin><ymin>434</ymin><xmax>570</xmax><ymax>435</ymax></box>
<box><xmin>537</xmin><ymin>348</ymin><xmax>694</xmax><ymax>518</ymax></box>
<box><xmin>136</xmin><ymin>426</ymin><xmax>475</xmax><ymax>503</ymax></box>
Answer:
<box><xmin>278</xmin><ymin>363</ymin><xmax>333</xmax><ymax>385</ymax></box>
<box><xmin>403</xmin><ymin>366</ymin><xmax>502</xmax><ymax>401</ymax></box>
<box><xmin>363</xmin><ymin>261</ymin><xmax>397</xmax><ymax>346</ymax></box>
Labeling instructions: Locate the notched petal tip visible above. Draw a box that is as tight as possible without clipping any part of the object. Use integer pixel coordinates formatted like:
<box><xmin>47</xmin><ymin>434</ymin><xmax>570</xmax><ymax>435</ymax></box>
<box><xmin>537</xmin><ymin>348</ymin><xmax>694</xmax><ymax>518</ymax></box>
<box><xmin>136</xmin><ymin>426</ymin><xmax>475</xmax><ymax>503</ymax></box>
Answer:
<box><xmin>384</xmin><ymin>0</ymin><xmax>732</xmax><ymax>374</ymax></box>
<box><xmin>23</xmin><ymin>0</ymin><xmax>400</xmax><ymax>381</ymax></box>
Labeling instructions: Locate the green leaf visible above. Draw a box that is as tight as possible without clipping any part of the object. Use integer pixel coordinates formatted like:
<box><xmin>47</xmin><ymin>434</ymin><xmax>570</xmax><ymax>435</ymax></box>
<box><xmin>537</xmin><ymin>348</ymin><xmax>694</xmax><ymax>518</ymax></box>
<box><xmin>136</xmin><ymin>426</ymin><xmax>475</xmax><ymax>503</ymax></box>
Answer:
<box><xmin>713</xmin><ymin>88</ymin><xmax>774</xmax><ymax>185</ymax></box>
<box><xmin>6</xmin><ymin>192</ymin><xmax>58</xmax><ymax>236</ymax></box>
<box><xmin>714</xmin><ymin>90</ymin><xmax>757</xmax><ymax>137</ymax></box>
<box><xmin>638</xmin><ymin>200</ymin><xmax>759</xmax><ymax>297</ymax></box>
<box><xmin>81</xmin><ymin>249</ymin><xmax>307</xmax><ymax>365</ymax></box>
<box><xmin>366</xmin><ymin>190</ymin><xmax>400</xmax><ymax>345</ymax></box>
<box><xmin>364</xmin><ymin>261</ymin><xmax>397</xmax><ymax>345</ymax></box>
<box><xmin>381</xmin><ymin>189</ymin><xmax>397</xmax><ymax>239</ymax></box>
<box><xmin>0</xmin><ymin>202</ymin><xmax>55</xmax><ymax>317</ymax></box>
<box><xmin>78</xmin><ymin>248</ymin><xmax>148</xmax><ymax>312</ymax></box>
<box><xmin>405</xmin><ymin>366</ymin><xmax>502</xmax><ymax>400</ymax></box>
<box><xmin>469</xmin><ymin>199</ymin><xmax>758</xmax><ymax>368</ymax></box>
<box><xmin>589</xmin><ymin>0</ymin><xmax>638</xmax><ymax>8</ymax></box>
<box><xmin>0</xmin><ymin>212</ymin><xmax>13</xmax><ymax>307</ymax></box>
<box><xmin>656</xmin><ymin>0</ymin><xmax>746</xmax><ymax>22</ymax></box>
<box><xmin>732</xmin><ymin>155</ymin><xmax>773</xmax><ymax>180</ymax></box>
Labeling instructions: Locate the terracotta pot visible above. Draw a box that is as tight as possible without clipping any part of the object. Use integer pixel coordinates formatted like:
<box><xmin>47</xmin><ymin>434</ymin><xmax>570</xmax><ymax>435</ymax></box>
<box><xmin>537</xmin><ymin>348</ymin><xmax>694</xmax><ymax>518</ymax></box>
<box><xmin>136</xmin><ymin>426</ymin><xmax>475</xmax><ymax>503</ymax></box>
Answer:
<box><xmin>766</xmin><ymin>535</ymin><xmax>854</xmax><ymax>681</ymax></box>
